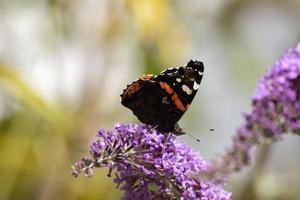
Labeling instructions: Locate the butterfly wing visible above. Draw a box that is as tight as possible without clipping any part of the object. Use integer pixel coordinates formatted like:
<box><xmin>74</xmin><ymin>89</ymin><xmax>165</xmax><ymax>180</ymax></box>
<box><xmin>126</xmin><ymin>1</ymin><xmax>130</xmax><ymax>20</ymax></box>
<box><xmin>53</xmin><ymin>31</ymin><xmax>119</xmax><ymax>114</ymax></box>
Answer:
<box><xmin>121</xmin><ymin>77</ymin><xmax>181</xmax><ymax>132</ymax></box>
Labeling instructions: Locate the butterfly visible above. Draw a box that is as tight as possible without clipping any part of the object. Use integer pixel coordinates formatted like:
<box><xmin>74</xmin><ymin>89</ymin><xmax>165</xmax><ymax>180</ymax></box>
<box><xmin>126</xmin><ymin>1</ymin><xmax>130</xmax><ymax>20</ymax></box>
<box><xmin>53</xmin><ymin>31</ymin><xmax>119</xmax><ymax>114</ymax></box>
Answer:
<box><xmin>121</xmin><ymin>60</ymin><xmax>204</xmax><ymax>135</ymax></box>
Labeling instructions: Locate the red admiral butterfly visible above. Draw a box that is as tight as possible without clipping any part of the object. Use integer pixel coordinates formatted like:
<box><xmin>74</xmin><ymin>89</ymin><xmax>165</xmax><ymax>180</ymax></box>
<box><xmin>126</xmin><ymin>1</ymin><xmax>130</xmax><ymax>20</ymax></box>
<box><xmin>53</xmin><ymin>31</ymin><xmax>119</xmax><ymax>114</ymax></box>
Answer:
<box><xmin>121</xmin><ymin>60</ymin><xmax>204</xmax><ymax>135</ymax></box>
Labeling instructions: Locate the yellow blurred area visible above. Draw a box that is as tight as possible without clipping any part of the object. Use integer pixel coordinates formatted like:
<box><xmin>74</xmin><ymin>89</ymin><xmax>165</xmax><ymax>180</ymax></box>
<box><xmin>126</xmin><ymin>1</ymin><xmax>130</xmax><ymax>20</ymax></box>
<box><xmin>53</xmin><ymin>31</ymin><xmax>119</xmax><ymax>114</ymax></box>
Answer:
<box><xmin>126</xmin><ymin>0</ymin><xmax>189</xmax><ymax>67</ymax></box>
<box><xmin>0</xmin><ymin>0</ymin><xmax>300</xmax><ymax>199</ymax></box>
<box><xmin>127</xmin><ymin>0</ymin><xmax>170</xmax><ymax>34</ymax></box>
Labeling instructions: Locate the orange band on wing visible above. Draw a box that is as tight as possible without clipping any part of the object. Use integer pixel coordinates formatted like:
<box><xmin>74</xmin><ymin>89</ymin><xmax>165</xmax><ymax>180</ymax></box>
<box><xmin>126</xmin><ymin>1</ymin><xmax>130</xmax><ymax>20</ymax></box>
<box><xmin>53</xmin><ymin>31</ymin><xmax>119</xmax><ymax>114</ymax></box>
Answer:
<box><xmin>159</xmin><ymin>81</ymin><xmax>185</xmax><ymax>111</ymax></box>
<box><xmin>159</xmin><ymin>82</ymin><xmax>174</xmax><ymax>94</ymax></box>
<box><xmin>171</xmin><ymin>93</ymin><xmax>185</xmax><ymax>111</ymax></box>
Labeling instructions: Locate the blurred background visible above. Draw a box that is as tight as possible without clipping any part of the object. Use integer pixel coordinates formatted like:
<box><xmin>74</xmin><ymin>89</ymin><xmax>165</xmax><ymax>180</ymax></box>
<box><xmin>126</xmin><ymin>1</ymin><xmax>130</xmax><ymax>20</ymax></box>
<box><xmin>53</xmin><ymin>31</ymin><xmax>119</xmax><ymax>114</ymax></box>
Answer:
<box><xmin>0</xmin><ymin>0</ymin><xmax>299</xmax><ymax>199</ymax></box>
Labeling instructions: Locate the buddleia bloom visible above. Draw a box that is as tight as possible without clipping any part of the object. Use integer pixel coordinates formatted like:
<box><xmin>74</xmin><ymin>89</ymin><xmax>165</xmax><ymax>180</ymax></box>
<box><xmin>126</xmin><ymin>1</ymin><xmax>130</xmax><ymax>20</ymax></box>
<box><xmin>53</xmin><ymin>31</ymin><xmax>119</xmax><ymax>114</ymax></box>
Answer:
<box><xmin>201</xmin><ymin>43</ymin><xmax>300</xmax><ymax>179</ymax></box>
<box><xmin>72</xmin><ymin>123</ymin><xmax>231</xmax><ymax>200</ymax></box>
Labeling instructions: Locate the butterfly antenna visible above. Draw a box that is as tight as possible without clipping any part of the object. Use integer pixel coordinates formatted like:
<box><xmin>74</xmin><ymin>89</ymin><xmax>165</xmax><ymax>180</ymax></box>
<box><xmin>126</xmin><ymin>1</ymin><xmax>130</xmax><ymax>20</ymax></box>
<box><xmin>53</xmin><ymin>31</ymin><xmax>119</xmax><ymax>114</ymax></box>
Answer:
<box><xmin>185</xmin><ymin>132</ymin><xmax>201</xmax><ymax>142</ymax></box>
<box><xmin>176</xmin><ymin>125</ymin><xmax>201</xmax><ymax>142</ymax></box>
<box><xmin>180</xmin><ymin>127</ymin><xmax>216</xmax><ymax>142</ymax></box>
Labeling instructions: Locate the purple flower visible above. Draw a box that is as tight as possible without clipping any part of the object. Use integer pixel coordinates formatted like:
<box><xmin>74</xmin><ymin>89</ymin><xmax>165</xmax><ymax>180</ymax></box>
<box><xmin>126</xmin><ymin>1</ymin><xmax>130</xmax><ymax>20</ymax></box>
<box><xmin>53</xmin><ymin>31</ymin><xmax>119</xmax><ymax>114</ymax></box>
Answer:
<box><xmin>252</xmin><ymin>43</ymin><xmax>300</xmax><ymax>135</ymax></box>
<box><xmin>72</xmin><ymin>123</ymin><xmax>231</xmax><ymax>200</ymax></box>
<box><xmin>200</xmin><ymin>43</ymin><xmax>300</xmax><ymax>180</ymax></box>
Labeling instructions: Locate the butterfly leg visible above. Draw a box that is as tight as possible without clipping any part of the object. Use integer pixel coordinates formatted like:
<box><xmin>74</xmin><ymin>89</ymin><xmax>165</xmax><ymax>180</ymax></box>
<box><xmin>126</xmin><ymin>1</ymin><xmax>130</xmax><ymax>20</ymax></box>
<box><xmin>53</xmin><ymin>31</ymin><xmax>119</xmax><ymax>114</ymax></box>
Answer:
<box><xmin>162</xmin><ymin>132</ymin><xmax>173</xmax><ymax>156</ymax></box>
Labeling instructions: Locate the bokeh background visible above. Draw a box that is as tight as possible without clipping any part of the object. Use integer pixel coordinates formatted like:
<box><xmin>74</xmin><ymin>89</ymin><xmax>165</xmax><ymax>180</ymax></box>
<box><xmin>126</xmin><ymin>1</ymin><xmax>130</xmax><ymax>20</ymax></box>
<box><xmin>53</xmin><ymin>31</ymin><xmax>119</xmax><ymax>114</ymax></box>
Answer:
<box><xmin>0</xmin><ymin>0</ymin><xmax>300</xmax><ymax>199</ymax></box>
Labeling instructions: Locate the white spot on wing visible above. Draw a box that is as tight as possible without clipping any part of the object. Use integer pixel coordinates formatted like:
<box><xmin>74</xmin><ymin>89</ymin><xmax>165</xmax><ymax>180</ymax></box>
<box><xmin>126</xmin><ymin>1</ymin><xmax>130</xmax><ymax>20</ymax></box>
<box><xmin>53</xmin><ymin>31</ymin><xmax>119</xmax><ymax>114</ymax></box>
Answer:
<box><xmin>198</xmin><ymin>71</ymin><xmax>203</xmax><ymax>75</ymax></box>
<box><xmin>193</xmin><ymin>81</ymin><xmax>200</xmax><ymax>90</ymax></box>
<box><xmin>176</xmin><ymin>78</ymin><xmax>181</xmax><ymax>82</ymax></box>
<box><xmin>182</xmin><ymin>85</ymin><xmax>193</xmax><ymax>95</ymax></box>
